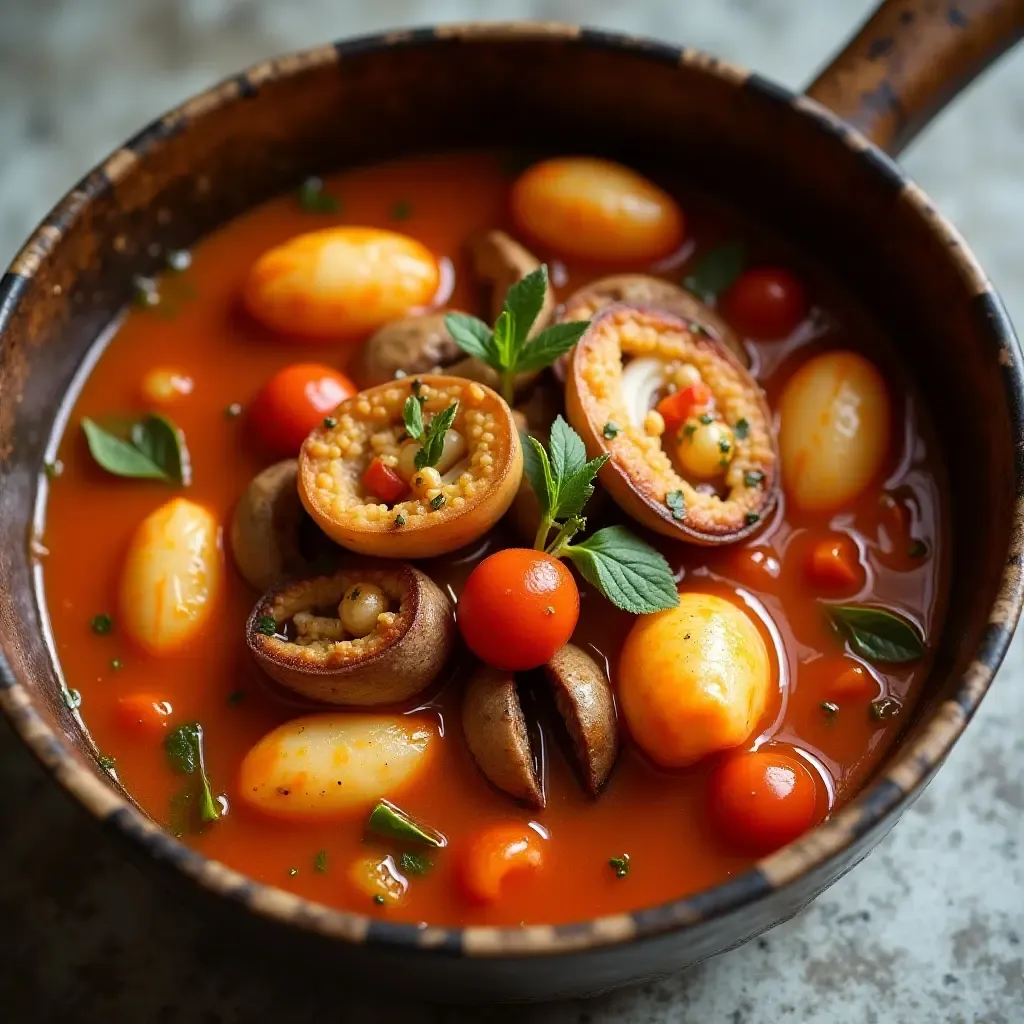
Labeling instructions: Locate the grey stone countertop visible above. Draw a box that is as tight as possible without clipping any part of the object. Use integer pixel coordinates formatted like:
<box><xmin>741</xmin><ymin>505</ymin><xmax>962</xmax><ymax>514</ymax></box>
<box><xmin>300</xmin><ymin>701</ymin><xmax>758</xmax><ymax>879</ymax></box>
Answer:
<box><xmin>1</xmin><ymin>1</ymin><xmax>1022</xmax><ymax>1021</ymax></box>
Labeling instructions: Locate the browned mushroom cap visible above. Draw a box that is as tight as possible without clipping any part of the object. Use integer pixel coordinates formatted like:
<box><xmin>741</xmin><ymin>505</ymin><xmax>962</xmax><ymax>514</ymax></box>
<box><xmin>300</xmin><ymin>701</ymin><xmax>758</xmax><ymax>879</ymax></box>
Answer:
<box><xmin>246</xmin><ymin>563</ymin><xmax>454</xmax><ymax>706</ymax></box>
<box><xmin>544</xmin><ymin>645</ymin><xmax>618</xmax><ymax>796</ymax></box>
<box><xmin>229</xmin><ymin>460</ymin><xmax>339</xmax><ymax>591</ymax></box>
<box><xmin>462</xmin><ymin>664</ymin><xmax>544</xmax><ymax>809</ymax></box>
<box><xmin>350</xmin><ymin>313</ymin><xmax>463</xmax><ymax>389</ymax></box>
<box><xmin>553</xmin><ymin>274</ymin><xmax>748</xmax><ymax>381</ymax></box>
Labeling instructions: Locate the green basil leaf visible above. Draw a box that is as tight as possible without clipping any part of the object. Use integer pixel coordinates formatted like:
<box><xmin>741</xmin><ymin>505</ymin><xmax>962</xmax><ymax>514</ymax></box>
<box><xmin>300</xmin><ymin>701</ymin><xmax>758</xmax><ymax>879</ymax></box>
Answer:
<box><xmin>566</xmin><ymin>526</ymin><xmax>679</xmax><ymax>614</ymax></box>
<box><xmin>524</xmin><ymin>434</ymin><xmax>555</xmax><ymax>517</ymax></box>
<box><xmin>502</xmin><ymin>265</ymin><xmax>548</xmax><ymax>350</ymax></box>
<box><xmin>683</xmin><ymin>241</ymin><xmax>746</xmax><ymax>301</ymax></box>
<box><xmin>130</xmin><ymin>414</ymin><xmax>190</xmax><ymax>485</ymax></box>
<box><xmin>403</xmin><ymin>394</ymin><xmax>424</xmax><ymax>441</ymax></box>
<box><xmin>445</xmin><ymin>312</ymin><xmax>495</xmax><ymax>364</ymax></box>
<box><xmin>827</xmin><ymin>605</ymin><xmax>925</xmax><ymax>664</ymax></box>
<box><xmin>82</xmin><ymin>418</ymin><xmax>168</xmax><ymax>480</ymax></box>
<box><xmin>366</xmin><ymin>799</ymin><xmax>446</xmax><ymax>848</ymax></box>
<box><xmin>512</xmin><ymin>320</ymin><xmax>590</xmax><ymax>374</ymax></box>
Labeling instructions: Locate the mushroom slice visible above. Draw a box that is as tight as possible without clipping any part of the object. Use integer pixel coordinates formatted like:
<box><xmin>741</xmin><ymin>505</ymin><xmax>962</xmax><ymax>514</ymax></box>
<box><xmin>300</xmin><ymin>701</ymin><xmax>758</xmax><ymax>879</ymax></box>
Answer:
<box><xmin>543</xmin><ymin>645</ymin><xmax>618</xmax><ymax>796</ymax></box>
<box><xmin>246</xmin><ymin>563</ymin><xmax>454</xmax><ymax>706</ymax></box>
<box><xmin>566</xmin><ymin>304</ymin><xmax>778</xmax><ymax>544</ymax></box>
<box><xmin>298</xmin><ymin>375</ymin><xmax>523</xmax><ymax>559</ymax></box>
<box><xmin>553</xmin><ymin>274</ymin><xmax>748</xmax><ymax>380</ymax></box>
<box><xmin>350</xmin><ymin>313</ymin><xmax>463</xmax><ymax>389</ymax></box>
<box><xmin>462</xmin><ymin>665</ymin><xmax>544</xmax><ymax>809</ymax></box>
<box><xmin>229</xmin><ymin>460</ymin><xmax>338</xmax><ymax>591</ymax></box>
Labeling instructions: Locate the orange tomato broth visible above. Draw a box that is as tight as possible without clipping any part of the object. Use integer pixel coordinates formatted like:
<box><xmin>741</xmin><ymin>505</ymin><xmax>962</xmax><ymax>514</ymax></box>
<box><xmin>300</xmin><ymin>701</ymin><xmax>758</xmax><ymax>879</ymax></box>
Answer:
<box><xmin>41</xmin><ymin>151</ymin><xmax>948</xmax><ymax>927</ymax></box>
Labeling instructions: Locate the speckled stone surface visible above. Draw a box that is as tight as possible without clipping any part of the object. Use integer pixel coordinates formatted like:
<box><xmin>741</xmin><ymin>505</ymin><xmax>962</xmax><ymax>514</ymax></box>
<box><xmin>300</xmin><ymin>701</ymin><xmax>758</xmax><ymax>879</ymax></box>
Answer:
<box><xmin>1</xmin><ymin>1</ymin><xmax>1023</xmax><ymax>1021</ymax></box>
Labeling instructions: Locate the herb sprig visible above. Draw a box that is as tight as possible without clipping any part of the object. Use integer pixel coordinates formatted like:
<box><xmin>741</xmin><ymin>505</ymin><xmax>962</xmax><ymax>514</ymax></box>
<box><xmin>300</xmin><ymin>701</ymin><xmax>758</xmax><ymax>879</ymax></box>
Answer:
<box><xmin>403</xmin><ymin>395</ymin><xmax>459</xmax><ymax>471</ymax></box>
<box><xmin>524</xmin><ymin>418</ymin><xmax>679</xmax><ymax>615</ymax></box>
<box><xmin>445</xmin><ymin>265</ymin><xmax>589</xmax><ymax>403</ymax></box>
<box><xmin>164</xmin><ymin>722</ymin><xmax>220</xmax><ymax>833</ymax></box>
<box><xmin>82</xmin><ymin>414</ymin><xmax>191</xmax><ymax>485</ymax></box>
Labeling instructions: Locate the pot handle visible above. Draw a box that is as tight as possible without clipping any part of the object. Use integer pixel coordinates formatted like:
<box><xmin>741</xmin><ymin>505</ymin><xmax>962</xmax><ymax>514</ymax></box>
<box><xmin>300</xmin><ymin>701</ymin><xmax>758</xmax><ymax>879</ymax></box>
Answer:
<box><xmin>806</xmin><ymin>0</ymin><xmax>1024</xmax><ymax>155</ymax></box>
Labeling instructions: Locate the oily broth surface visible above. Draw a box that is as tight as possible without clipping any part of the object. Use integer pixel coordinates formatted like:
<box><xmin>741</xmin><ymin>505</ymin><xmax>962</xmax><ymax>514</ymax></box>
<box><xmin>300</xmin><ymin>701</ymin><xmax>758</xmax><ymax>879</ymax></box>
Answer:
<box><xmin>42</xmin><ymin>152</ymin><xmax>947</xmax><ymax>926</ymax></box>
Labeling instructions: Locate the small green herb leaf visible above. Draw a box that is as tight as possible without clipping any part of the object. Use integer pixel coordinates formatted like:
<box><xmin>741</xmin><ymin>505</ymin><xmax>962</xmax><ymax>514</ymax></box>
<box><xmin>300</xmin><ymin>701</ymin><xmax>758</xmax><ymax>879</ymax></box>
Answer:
<box><xmin>399</xmin><ymin>851</ymin><xmax>433</xmax><ymax>876</ymax></box>
<box><xmin>414</xmin><ymin>401</ymin><xmax>459</xmax><ymax>471</ymax></box>
<box><xmin>523</xmin><ymin>434</ymin><xmax>555</xmax><ymax>516</ymax></box>
<box><xmin>255</xmin><ymin>615</ymin><xmax>277</xmax><ymax>637</ymax></box>
<box><xmin>44</xmin><ymin>460</ymin><xmax>63</xmax><ymax>480</ymax></box>
<box><xmin>666</xmin><ymin>490</ymin><xmax>686</xmax><ymax>521</ymax></box>
<box><xmin>513</xmin><ymin>321</ymin><xmax>590</xmax><ymax>374</ymax></box>
<box><xmin>444</xmin><ymin>313</ymin><xmax>496</xmax><ymax>364</ymax></box>
<box><xmin>91</xmin><ymin>613</ymin><xmax>113</xmax><ymax>635</ymax></box>
<box><xmin>297</xmin><ymin>177</ymin><xmax>340</xmax><ymax>214</ymax></box>
<box><xmin>683</xmin><ymin>241</ymin><xmax>746</xmax><ymax>300</ymax></box>
<box><xmin>403</xmin><ymin>394</ymin><xmax>425</xmax><ymax>441</ymax></box>
<box><xmin>566</xmin><ymin>526</ymin><xmax>679</xmax><ymax>614</ymax></box>
<box><xmin>82</xmin><ymin>415</ymin><xmax>190</xmax><ymax>484</ymax></box>
<box><xmin>366</xmin><ymin>799</ymin><xmax>446</xmax><ymax>848</ymax></box>
<box><xmin>373</xmin><ymin>894</ymin><xmax>386</xmax><ymax>905</ymax></box>
<box><xmin>502</xmin><ymin>265</ymin><xmax>548</xmax><ymax>350</ymax></box>
<box><xmin>98</xmin><ymin>754</ymin><xmax>117</xmax><ymax>770</ymax></box>
<box><xmin>827</xmin><ymin>605</ymin><xmax>925</xmax><ymax>664</ymax></box>
<box><xmin>63</xmin><ymin>688</ymin><xmax>82</xmax><ymax>710</ymax></box>
<box><xmin>744</xmin><ymin>470</ymin><xmax>765</xmax><ymax>488</ymax></box>
<box><xmin>734</xmin><ymin>417</ymin><xmax>749</xmax><ymax>440</ymax></box>
<box><xmin>165</xmin><ymin>722</ymin><xmax>219</xmax><ymax>826</ymax></box>
<box><xmin>609</xmin><ymin>854</ymin><xmax>630</xmax><ymax>878</ymax></box>
<box><xmin>602</xmin><ymin>422</ymin><xmax>620</xmax><ymax>440</ymax></box>
<box><xmin>314</xmin><ymin>849</ymin><xmax>328</xmax><ymax>873</ymax></box>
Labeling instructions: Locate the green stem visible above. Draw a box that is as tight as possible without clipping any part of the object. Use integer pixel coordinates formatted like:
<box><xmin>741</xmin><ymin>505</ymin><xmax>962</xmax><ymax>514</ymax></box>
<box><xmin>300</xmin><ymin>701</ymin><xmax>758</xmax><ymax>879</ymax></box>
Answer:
<box><xmin>533</xmin><ymin>514</ymin><xmax>554</xmax><ymax>552</ymax></box>
<box><xmin>500</xmin><ymin>369</ymin><xmax>516</xmax><ymax>406</ymax></box>
<box><xmin>545</xmin><ymin>518</ymin><xmax>583</xmax><ymax>559</ymax></box>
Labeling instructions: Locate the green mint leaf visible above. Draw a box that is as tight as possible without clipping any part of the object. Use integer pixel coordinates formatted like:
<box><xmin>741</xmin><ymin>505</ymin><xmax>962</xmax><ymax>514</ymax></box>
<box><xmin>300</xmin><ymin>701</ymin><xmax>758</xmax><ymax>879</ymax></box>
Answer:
<box><xmin>82</xmin><ymin>418</ymin><xmax>168</xmax><ymax>481</ymax></box>
<box><xmin>512</xmin><ymin>320</ymin><xmax>590</xmax><ymax>374</ymax></box>
<box><xmin>492</xmin><ymin>309</ymin><xmax>515</xmax><ymax>369</ymax></box>
<box><xmin>445</xmin><ymin>312</ymin><xmax>496</xmax><ymax>364</ymax></box>
<box><xmin>548</xmin><ymin>415</ymin><xmax>587</xmax><ymax>487</ymax></box>
<box><xmin>366</xmin><ymin>800</ymin><xmax>446</xmax><ymax>848</ymax></box>
<box><xmin>666</xmin><ymin>490</ymin><xmax>686</xmax><ymax>521</ymax></box>
<box><xmin>130</xmin><ymin>414</ymin><xmax>191</xmax><ymax>485</ymax></box>
<box><xmin>609</xmin><ymin>853</ymin><xmax>630</xmax><ymax>878</ymax></box>
<box><xmin>524</xmin><ymin>434</ymin><xmax>556</xmax><ymax>518</ymax></box>
<box><xmin>566</xmin><ymin>526</ymin><xmax>679</xmax><ymax>614</ymax></box>
<box><xmin>827</xmin><ymin>605</ymin><xmax>924</xmax><ymax>664</ymax></box>
<box><xmin>164</xmin><ymin>722</ymin><xmax>219</xmax><ymax>825</ymax></box>
<box><xmin>314</xmin><ymin>849</ymin><xmax>328</xmax><ymax>873</ymax></box>
<box><xmin>556</xmin><ymin>456</ymin><xmax>609</xmax><ymax>519</ymax></box>
<box><xmin>414</xmin><ymin>401</ymin><xmax>459</xmax><ymax>470</ymax></box>
<box><xmin>502</xmin><ymin>265</ymin><xmax>548</xmax><ymax>350</ymax></box>
<box><xmin>403</xmin><ymin>394</ymin><xmax>424</xmax><ymax>441</ymax></box>
<box><xmin>683</xmin><ymin>241</ymin><xmax>746</xmax><ymax>301</ymax></box>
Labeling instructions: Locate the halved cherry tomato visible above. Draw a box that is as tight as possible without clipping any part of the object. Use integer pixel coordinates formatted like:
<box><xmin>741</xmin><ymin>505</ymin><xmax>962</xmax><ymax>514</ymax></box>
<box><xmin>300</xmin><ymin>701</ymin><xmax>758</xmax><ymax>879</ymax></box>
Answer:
<box><xmin>250</xmin><ymin>363</ymin><xmax>356</xmax><ymax>458</ymax></box>
<box><xmin>722</xmin><ymin>268</ymin><xmax>807</xmax><ymax>339</ymax></box>
<box><xmin>460</xmin><ymin>823</ymin><xmax>545</xmax><ymax>904</ymax></box>
<box><xmin>708</xmin><ymin>748</ymin><xmax>818</xmax><ymax>855</ymax></box>
<box><xmin>457</xmin><ymin>549</ymin><xmax>579</xmax><ymax>670</ymax></box>
<box><xmin>362</xmin><ymin>456</ymin><xmax>407</xmax><ymax>504</ymax></box>
<box><xmin>656</xmin><ymin>381</ymin><xmax>711</xmax><ymax>432</ymax></box>
<box><xmin>806</xmin><ymin>536</ymin><xmax>863</xmax><ymax>591</ymax></box>
<box><xmin>115</xmin><ymin>693</ymin><xmax>173</xmax><ymax>737</ymax></box>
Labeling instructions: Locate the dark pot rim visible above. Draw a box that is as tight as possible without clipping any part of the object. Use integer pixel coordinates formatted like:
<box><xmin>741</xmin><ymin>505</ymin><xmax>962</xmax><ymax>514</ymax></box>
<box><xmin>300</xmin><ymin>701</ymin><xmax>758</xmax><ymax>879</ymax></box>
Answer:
<box><xmin>1</xmin><ymin>23</ymin><xmax>1022</xmax><ymax>960</ymax></box>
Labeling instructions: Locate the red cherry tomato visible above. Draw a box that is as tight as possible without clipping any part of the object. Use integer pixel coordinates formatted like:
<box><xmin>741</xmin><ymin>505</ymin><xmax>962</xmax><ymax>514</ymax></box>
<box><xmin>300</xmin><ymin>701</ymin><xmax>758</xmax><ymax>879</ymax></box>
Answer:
<box><xmin>460</xmin><ymin>824</ymin><xmax>545</xmax><ymax>905</ymax></box>
<box><xmin>708</xmin><ymin>749</ymin><xmax>819</xmax><ymax>855</ymax></box>
<box><xmin>457</xmin><ymin>549</ymin><xmax>579</xmax><ymax>670</ymax></box>
<box><xmin>250</xmin><ymin>363</ymin><xmax>356</xmax><ymax>457</ymax></box>
<box><xmin>722</xmin><ymin>268</ymin><xmax>808</xmax><ymax>339</ymax></box>
<box><xmin>362</xmin><ymin>456</ymin><xmax>407</xmax><ymax>504</ymax></box>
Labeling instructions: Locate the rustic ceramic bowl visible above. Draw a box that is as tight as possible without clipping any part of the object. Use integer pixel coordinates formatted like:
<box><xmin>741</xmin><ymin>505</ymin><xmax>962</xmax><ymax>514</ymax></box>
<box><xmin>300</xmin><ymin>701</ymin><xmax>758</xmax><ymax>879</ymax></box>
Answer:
<box><xmin>1</xmin><ymin>0</ymin><xmax>1023</xmax><ymax>1002</ymax></box>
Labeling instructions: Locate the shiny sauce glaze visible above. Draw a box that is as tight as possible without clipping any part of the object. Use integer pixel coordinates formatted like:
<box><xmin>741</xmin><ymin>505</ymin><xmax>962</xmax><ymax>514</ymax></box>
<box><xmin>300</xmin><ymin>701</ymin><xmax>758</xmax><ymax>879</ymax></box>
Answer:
<box><xmin>42</xmin><ymin>152</ymin><xmax>947</xmax><ymax>926</ymax></box>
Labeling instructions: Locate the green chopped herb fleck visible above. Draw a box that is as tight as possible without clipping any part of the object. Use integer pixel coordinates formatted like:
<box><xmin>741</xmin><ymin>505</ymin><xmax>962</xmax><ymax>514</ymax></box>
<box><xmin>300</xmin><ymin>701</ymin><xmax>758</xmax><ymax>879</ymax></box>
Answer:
<box><xmin>411</xmin><ymin>378</ymin><xmax>423</xmax><ymax>395</ymax></box>
<box><xmin>297</xmin><ymin>177</ymin><xmax>340</xmax><ymax>214</ymax></box>
<box><xmin>98</xmin><ymin>754</ymin><xmax>117</xmax><ymax>769</ymax></box>
<box><xmin>430</xmin><ymin>493</ymin><xmax>446</xmax><ymax>510</ymax></box>
<box><xmin>91</xmin><ymin>613</ymin><xmax>113</xmax><ymax>635</ymax></box>
<box><xmin>400</xmin><ymin>851</ymin><xmax>433</xmax><ymax>876</ymax></box>
<box><xmin>225</xmin><ymin>402</ymin><xmax>242</xmax><ymax>419</ymax></box>
<box><xmin>255</xmin><ymin>615</ymin><xmax>277</xmax><ymax>637</ymax></box>
<box><xmin>366</xmin><ymin>799</ymin><xmax>446</xmax><ymax>848</ymax></box>
<box><xmin>63</xmin><ymin>688</ymin><xmax>82</xmax><ymax>711</ymax></box>
<box><xmin>908</xmin><ymin>539</ymin><xmax>928</xmax><ymax>559</ymax></box>
<box><xmin>665</xmin><ymin>490</ymin><xmax>686</xmax><ymax>521</ymax></box>
<box><xmin>373</xmin><ymin>894</ymin><xmax>386</xmax><ymax>905</ymax></box>
<box><xmin>394</xmin><ymin>513</ymin><xmax>406</xmax><ymax>527</ymax></box>
<box><xmin>870</xmin><ymin>696</ymin><xmax>902</xmax><ymax>721</ymax></box>
<box><xmin>390</xmin><ymin>199</ymin><xmax>413</xmax><ymax>221</ymax></box>
<box><xmin>227</xmin><ymin>690</ymin><xmax>246</xmax><ymax>705</ymax></box>
<box><xmin>745</xmin><ymin>512</ymin><xmax>761</xmax><ymax>526</ymax></box>
<box><xmin>314</xmin><ymin>849</ymin><xmax>328</xmax><ymax>873</ymax></box>
<box><xmin>111</xmin><ymin>658</ymin><xmax>123</xmax><ymax>671</ymax></box>
<box><xmin>682</xmin><ymin>423</ymin><xmax>697</xmax><ymax>440</ymax></box>
<box><xmin>44</xmin><ymin>460</ymin><xmax>63</xmax><ymax>480</ymax></box>
<box><xmin>609</xmin><ymin>854</ymin><xmax>630</xmax><ymax>879</ymax></box>
<box><xmin>734</xmin><ymin>417</ymin><xmax>749</xmax><ymax>440</ymax></box>
<box><xmin>744</xmin><ymin>470</ymin><xmax>765</xmax><ymax>488</ymax></box>
<box><xmin>602</xmin><ymin>421</ymin><xmax>620</xmax><ymax>440</ymax></box>
<box><xmin>699</xmin><ymin>413</ymin><xmax>714</xmax><ymax>425</ymax></box>
<box><xmin>323</xmin><ymin>416</ymin><xmax>338</xmax><ymax>429</ymax></box>
<box><xmin>350</xmin><ymin>587</ymin><xmax>361</xmax><ymax>600</ymax></box>
<box><xmin>718</xmin><ymin>437</ymin><xmax>732</xmax><ymax>454</ymax></box>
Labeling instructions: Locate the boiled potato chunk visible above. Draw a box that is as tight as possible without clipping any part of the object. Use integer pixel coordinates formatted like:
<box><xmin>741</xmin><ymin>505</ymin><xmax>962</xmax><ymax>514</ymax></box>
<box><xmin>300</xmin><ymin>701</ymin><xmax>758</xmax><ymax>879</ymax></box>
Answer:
<box><xmin>244</xmin><ymin>227</ymin><xmax>440</xmax><ymax>340</ymax></box>
<box><xmin>778</xmin><ymin>351</ymin><xmax>891</xmax><ymax>512</ymax></box>
<box><xmin>238</xmin><ymin>713</ymin><xmax>436</xmax><ymax>821</ymax></box>
<box><xmin>618</xmin><ymin>592</ymin><xmax>771</xmax><ymax>767</ymax></box>
<box><xmin>119</xmin><ymin>497</ymin><xmax>223</xmax><ymax>656</ymax></box>
<box><xmin>510</xmin><ymin>157</ymin><xmax>684</xmax><ymax>263</ymax></box>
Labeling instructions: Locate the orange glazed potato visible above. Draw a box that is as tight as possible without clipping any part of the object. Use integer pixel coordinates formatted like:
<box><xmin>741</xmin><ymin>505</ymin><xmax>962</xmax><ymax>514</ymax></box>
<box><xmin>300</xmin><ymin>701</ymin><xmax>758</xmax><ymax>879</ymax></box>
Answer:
<box><xmin>511</xmin><ymin>157</ymin><xmax>684</xmax><ymax>263</ymax></box>
<box><xmin>298</xmin><ymin>375</ymin><xmax>523</xmax><ymax>558</ymax></box>
<box><xmin>619</xmin><ymin>591</ymin><xmax>772</xmax><ymax>767</ymax></box>
<box><xmin>244</xmin><ymin>226</ymin><xmax>440</xmax><ymax>340</ymax></box>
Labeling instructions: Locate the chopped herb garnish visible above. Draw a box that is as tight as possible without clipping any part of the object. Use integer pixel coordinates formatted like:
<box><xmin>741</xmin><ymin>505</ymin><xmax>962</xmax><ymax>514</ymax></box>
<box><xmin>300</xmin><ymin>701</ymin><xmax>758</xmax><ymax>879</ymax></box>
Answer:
<box><xmin>63</xmin><ymin>688</ymin><xmax>82</xmax><ymax>711</ymax></box>
<box><xmin>609</xmin><ymin>854</ymin><xmax>631</xmax><ymax>878</ymax></box>
<box><xmin>225</xmin><ymin>402</ymin><xmax>242</xmax><ymax>418</ymax></box>
<box><xmin>44</xmin><ymin>460</ymin><xmax>63</xmax><ymax>480</ymax></box>
<box><xmin>297</xmin><ymin>177</ymin><xmax>340</xmax><ymax>214</ymax></box>
<box><xmin>820</xmin><ymin>700</ymin><xmax>840</xmax><ymax>721</ymax></box>
<box><xmin>744</xmin><ymin>470</ymin><xmax>765</xmax><ymax>488</ymax></box>
<box><xmin>869</xmin><ymin>696</ymin><xmax>902</xmax><ymax>720</ymax></box>
<box><xmin>682</xmin><ymin>240</ymin><xmax>746</xmax><ymax>301</ymax></box>
<box><xmin>403</xmin><ymin>396</ymin><xmax>459</xmax><ymax>471</ymax></box>
<box><xmin>81</xmin><ymin>414</ymin><xmax>191</xmax><ymax>484</ymax></box>
<box><xmin>166</xmin><ymin>249</ymin><xmax>192</xmax><ymax>273</ymax></box>
<box><xmin>734</xmin><ymin>417</ymin><xmax>749</xmax><ymax>439</ymax></box>
<box><xmin>227</xmin><ymin>690</ymin><xmax>246</xmax><ymax>705</ymax></box>
<box><xmin>602</xmin><ymin>421</ymin><xmax>620</xmax><ymax>440</ymax></box>
<box><xmin>289</xmin><ymin>867</ymin><xmax>299</xmax><ymax>877</ymax></box>
<box><xmin>350</xmin><ymin>587</ymin><xmax>361</xmax><ymax>600</ymax></box>
<box><xmin>91</xmin><ymin>613</ymin><xmax>113</xmax><ymax>635</ymax></box>
<box><xmin>827</xmin><ymin>605</ymin><xmax>924</xmax><ymax>665</ymax></box>
<box><xmin>718</xmin><ymin>437</ymin><xmax>732</xmax><ymax>454</ymax></box>
<box><xmin>522</xmin><ymin>418</ymin><xmax>678</xmax><ymax>615</ymax></box>
<box><xmin>373</xmin><ymin>894</ymin><xmax>386</xmax><ymax>905</ymax></box>
<box><xmin>682</xmin><ymin>423</ymin><xmax>697</xmax><ymax>440</ymax></box>
<box><xmin>323</xmin><ymin>416</ymin><xmax>338</xmax><ymax>429</ymax></box>
<box><xmin>390</xmin><ymin>199</ymin><xmax>413</xmax><ymax>220</ymax></box>
<box><xmin>98</xmin><ymin>754</ymin><xmax>117</xmax><ymax>769</ymax></box>
<box><xmin>665</xmin><ymin>490</ymin><xmax>686</xmax><ymax>521</ymax></box>
<box><xmin>411</xmin><ymin>378</ymin><xmax>423</xmax><ymax>395</ymax></box>
<box><xmin>366</xmin><ymin>799</ymin><xmax>447</xmax><ymax>848</ymax></box>
<box><xmin>908</xmin><ymin>539</ymin><xmax>928</xmax><ymax>559</ymax></box>
<box><xmin>394</xmin><ymin>513</ymin><xmax>406</xmax><ymax>527</ymax></box>
<box><xmin>430</xmin><ymin>493</ymin><xmax>446</xmax><ymax>511</ymax></box>
<box><xmin>699</xmin><ymin>413</ymin><xmax>714</xmax><ymax>425</ymax></box>
<box><xmin>255</xmin><ymin>615</ymin><xmax>278</xmax><ymax>637</ymax></box>
<box><xmin>745</xmin><ymin>512</ymin><xmax>761</xmax><ymax>525</ymax></box>
<box><xmin>399</xmin><ymin>851</ymin><xmax>433</xmax><ymax>876</ymax></box>
<box><xmin>314</xmin><ymin>849</ymin><xmax>328</xmax><ymax>873</ymax></box>
<box><xmin>165</xmin><ymin>722</ymin><xmax>220</xmax><ymax>828</ymax></box>
<box><xmin>446</xmin><ymin>266</ymin><xmax>589</xmax><ymax>403</ymax></box>
<box><xmin>110</xmin><ymin>658</ymin><xmax>123</xmax><ymax>670</ymax></box>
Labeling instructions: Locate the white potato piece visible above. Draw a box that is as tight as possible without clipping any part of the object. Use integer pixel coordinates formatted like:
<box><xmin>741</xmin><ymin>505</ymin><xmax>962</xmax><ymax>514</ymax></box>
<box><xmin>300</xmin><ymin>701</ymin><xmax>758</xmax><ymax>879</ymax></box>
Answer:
<box><xmin>119</xmin><ymin>497</ymin><xmax>223</xmax><ymax>655</ymax></box>
<box><xmin>778</xmin><ymin>351</ymin><xmax>891</xmax><ymax>512</ymax></box>
<box><xmin>238</xmin><ymin>713</ymin><xmax>436</xmax><ymax>821</ymax></box>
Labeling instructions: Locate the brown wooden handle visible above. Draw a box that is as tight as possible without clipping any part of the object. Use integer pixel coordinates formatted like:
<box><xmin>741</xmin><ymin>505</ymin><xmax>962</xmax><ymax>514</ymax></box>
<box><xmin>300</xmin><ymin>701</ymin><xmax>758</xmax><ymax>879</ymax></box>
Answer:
<box><xmin>807</xmin><ymin>0</ymin><xmax>1024</xmax><ymax>155</ymax></box>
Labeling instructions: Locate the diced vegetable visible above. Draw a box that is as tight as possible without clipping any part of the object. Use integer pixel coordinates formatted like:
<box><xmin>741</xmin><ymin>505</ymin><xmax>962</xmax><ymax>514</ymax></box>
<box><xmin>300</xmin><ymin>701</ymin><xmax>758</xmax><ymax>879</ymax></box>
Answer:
<box><xmin>806</xmin><ymin>536</ymin><xmax>863</xmax><ymax>591</ymax></box>
<box><xmin>362</xmin><ymin>457</ymin><xmax>407</xmax><ymax>504</ymax></box>
<box><xmin>366</xmin><ymin>799</ymin><xmax>446</xmax><ymax>848</ymax></box>
<box><xmin>459</xmin><ymin>824</ymin><xmax>545</xmax><ymax>905</ymax></box>
<box><xmin>116</xmin><ymin>693</ymin><xmax>173</xmax><ymax>737</ymax></box>
<box><xmin>656</xmin><ymin>381</ymin><xmax>710</xmax><ymax>431</ymax></box>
